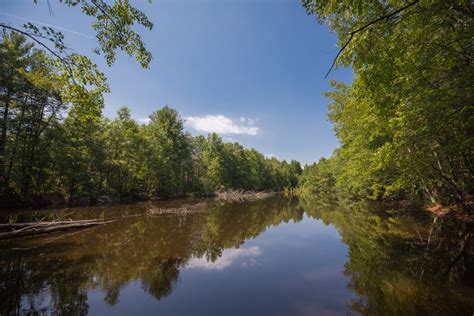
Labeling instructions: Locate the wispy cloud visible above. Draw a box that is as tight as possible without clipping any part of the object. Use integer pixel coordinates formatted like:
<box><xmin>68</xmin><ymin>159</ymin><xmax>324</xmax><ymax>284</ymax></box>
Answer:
<box><xmin>186</xmin><ymin>246</ymin><xmax>261</xmax><ymax>270</ymax></box>
<box><xmin>240</xmin><ymin>117</ymin><xmax>258</xmax><ymax>126</ymax></box>
<box><xmin>0</xmin><ymin>12</ymin><xmax>95</xmax><ymax>39</ymax></box>
<box><xmin>185</xmin><ymin>115</ymin><xmax>260</xmax><ymax>136</ymax></box>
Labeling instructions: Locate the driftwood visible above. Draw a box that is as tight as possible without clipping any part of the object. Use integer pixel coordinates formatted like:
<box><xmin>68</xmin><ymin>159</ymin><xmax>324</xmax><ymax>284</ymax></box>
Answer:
<box><xmin>214</xmin><ymin>190</ymin><xmax>275</xmax><ymax>202</ymax></box>
<box><xmin>0</xmin><ymin>219</ymin><xmax>117</xmax><ymax>240</ymax></box>
<box><xmin>147</xmin><ymin>203</ymin><xmax>206</xmax><ymax>216</ymax></box>
<box><xmin>0</xmin><ymin>219</ymin><xmax>115</xmax><ymax>230</ymax></box>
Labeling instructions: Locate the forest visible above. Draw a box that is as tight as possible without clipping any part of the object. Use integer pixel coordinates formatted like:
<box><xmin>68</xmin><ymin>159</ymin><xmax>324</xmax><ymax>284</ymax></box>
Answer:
<box><xmin>298</xmin><ymin>0</ymin><xmax>473</xmax><ymax>214</ymax></box>
<box><xmin>0</xmin><ymin>33</ymin><xmax>301</xmax><ymax>208</ymax></box>
<box><xmin>1</xmin><ymin>0</ymin><xmax>473</xmax><ymax>214</ymax></box>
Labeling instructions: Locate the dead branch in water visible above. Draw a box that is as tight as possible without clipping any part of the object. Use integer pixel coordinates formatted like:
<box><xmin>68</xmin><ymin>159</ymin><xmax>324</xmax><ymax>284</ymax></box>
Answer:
<box><xmin>0</xmin><ymin>218</ymin><xmax>116</xmax><ymax>230</ymax></box>
<box><xmin>0</xmin><ymin>219</ymin><xmax>117</xmax><ymax>240</ymax></box>
<box><xmin>214</xmin><ymin>190</ymin><xmax>275</xmax><ymax>202</ymax></box>
<box><xmin>147</xmin><ymin>202</ymin><xmax>206</xmax><ymax>217</ymax></box>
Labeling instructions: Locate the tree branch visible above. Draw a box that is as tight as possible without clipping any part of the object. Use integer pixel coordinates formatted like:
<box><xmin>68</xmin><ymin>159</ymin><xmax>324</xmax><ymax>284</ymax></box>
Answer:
<box><xmin>0</xmin><ymin>23</ymin><xmax>77</xmax><ymax>85</ymax></box>
<box><xmin>91</xmin><ymin>0</ymin><xmax>120</xmax><ymax>31</ymax></box>
<box><xmin>1</xmin><ymin>24</ymin><xmax>66</xmax><ymax>63</ymax></box>
<box><xmin>89</xmin><ymin>0</ymin><xmax>129</xmax><ymax>42</ymax></box>
<box><xmin>325</xmin><ymin>0</ymin><xmax>420</xmax><ymax>78</ymax></box>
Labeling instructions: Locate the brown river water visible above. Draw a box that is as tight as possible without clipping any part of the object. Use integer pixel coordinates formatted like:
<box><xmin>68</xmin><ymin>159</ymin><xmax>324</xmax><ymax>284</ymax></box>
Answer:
<box><xmin>1</xmin><ymin>196</ymin><xmax>473</xmax><ymax>315</ymax></box>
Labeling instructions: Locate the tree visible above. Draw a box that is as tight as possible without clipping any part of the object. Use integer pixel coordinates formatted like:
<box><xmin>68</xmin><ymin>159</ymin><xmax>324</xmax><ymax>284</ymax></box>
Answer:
<box><xmin>0</xmin><ymin>33</ymin><xmax>65</xmax><ymax>201</ymax></box>
<box><xmin>201</xmin><ymin>133</ymin><xmax>227</xmax><ymax>192</ymax></box>
<box><xmin>0</xmin><ymin>0</ymin><xmax>153</xmax><ymax>122</ymax></box>
<box><xmin>104</xmin><ymin>107</ymin><xmax>145</xmax><ymax>198</ymax></box>
<box><xmin>52</xmin><ymin>91</ymin><xmax>106</xmax><ymax>203</ymax></box>
<box><xmin>302</xmin><ymin>0</ymin><xmax>473</xmax><ymax>211</ymax></box>
<box><xmin>1</xmin><ymin>0</ymin><xmax>153</xmax><ymax>67</ymax></box>
<box><xmin>145</xmin><ymin>106</ymin><xmax>192</xmax><ymax>197</ymax></box>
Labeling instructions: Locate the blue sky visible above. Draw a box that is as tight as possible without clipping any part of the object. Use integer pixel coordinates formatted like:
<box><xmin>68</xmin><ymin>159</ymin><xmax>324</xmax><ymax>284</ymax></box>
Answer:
<box><xmin>1</xmin><ymin>0</ymin><xmax>352</xmax><ymax>165</ymax></box>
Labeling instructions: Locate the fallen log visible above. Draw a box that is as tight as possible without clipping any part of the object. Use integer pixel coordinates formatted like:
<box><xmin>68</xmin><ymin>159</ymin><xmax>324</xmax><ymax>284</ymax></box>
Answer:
<box><xmin>0</xmin><ymin>219</ymin><xmax>117</xmax><ymax>240</ymax></box>
<box><xmin>0</xmin><ymin>219</ymin><xmax>115</xmax><ymax>231</ymax></box>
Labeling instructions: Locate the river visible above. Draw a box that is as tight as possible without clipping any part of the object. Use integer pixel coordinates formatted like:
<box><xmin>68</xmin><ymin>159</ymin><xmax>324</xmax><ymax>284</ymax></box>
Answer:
<box><xmin>1</xmin><ymin>196</ymin><xmax>472</xmax><ymax>315</ymax></box>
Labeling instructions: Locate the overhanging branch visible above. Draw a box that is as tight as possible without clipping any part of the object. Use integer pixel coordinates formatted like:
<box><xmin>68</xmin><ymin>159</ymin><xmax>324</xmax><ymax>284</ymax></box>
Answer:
<box><xmin>1</xmin><ymin>23</ymin><xmax>67</xmax><ymax>64</ymax></box>
<box><xmin>1</xmin><ymin>24</ymin><xmax>78</xmax><ymax>87</ymax></box>
<box><xmin>325</xmin><ymin>0</ymin><xmax>420</xmax><ymax>78</ymax></box>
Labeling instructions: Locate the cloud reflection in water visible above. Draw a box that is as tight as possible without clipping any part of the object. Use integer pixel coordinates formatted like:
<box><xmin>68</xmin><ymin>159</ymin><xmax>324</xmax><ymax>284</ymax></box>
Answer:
<box><xmin>186</xmin><ymin>246</ymin><xmax>261</xmax><ymax>270</ymax></box>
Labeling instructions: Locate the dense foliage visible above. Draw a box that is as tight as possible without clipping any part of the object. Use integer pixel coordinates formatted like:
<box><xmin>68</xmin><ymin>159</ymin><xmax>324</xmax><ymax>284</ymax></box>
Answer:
<box><xmin>300</xmin><ymin>0</ymin><xmax>473</xmax><ymax>212</ymax></box>
<box><xmin>0</xmin><ymin>34</ymin><xmax>301</xmax><ymax>208</ymax></box>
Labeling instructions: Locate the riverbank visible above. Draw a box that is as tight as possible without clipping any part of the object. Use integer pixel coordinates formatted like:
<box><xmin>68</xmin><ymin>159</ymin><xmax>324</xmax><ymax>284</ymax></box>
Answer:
<box><xmin>0</xmin><ymin>190</ymin><xmax>277</xmax><ymax>213</ymax></box>
<box><xmin>0</xmin><ymin>191</ymin><xmax>277</xmax><ymax>240</ymax></box>
<box><xmin>425</xmin><ymin>203</ymin><xmax>474</xmax><ymax>223</ymax></box>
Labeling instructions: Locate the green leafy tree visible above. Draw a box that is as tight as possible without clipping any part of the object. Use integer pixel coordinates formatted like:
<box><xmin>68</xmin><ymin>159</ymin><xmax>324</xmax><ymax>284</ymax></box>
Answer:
<box><xmin>104</xmin><ymin>107</ymin><xmax>145</xmax><ymax>198</ymax></box>
<box><xmin>0</xmin><ymin>33</ymin><xmax>66</xmax><ymax>201</ymax></box>
<box><xmin>144</xmin><ymin>106</ymin><xmax>192</xmax><ymax>196</ymax></box>
<box><xmin>52</xmin><ymin>92</ymin><xmax>106</xmax><ymax>202</ymax></box>
<box><xmin>201</xmin><ymin>133</ymin><xmax>228</xmax><ymax>192</ymax></box>
<box><xmin>0</xmin><ymin>0</ymin><xmax>153</xmax><ymax>125</ymax></box>
<box><xmin>302</xmin><ymin>0</ymin><xmax>473</xmax><ymax>211</ymax></box>
<box><xmin>1</xmin><ymin>0</ymin><xmax>153</xmax><ymax>68</ymax></box>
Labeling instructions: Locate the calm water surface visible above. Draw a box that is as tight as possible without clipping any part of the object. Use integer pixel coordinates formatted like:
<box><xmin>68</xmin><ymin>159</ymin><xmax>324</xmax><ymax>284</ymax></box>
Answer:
<box><xmin>1</xmin><ymin>197</ymin><xmax>473</xmax><ymax>315</ymax></box>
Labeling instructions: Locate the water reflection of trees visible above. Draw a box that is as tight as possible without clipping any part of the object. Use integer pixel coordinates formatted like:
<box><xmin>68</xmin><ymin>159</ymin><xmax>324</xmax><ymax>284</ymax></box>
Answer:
<box><xmin>1</xmin><ymin>196</ymin><xmax>472</xmax><ymax>315</ymax></box>
<box><xmin>0</xmin><ymin>197</ymin><xmax>304</xmax><ymax>315</ymax></box>
<box><xmin>299</xmin><ymin>194</ymin><xmax>474</xmax><ymax>315</ymax></box>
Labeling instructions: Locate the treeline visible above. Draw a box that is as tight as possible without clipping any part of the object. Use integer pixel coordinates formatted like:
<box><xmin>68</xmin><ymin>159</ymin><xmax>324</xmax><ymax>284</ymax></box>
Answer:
<box><xmin>299</xmin><ymin>0</ymin><xmax>473</xmax><ymax>213</ymax></box>
<box><xmin>0</xmin><ymin>34</ymin><xmax>301</xmax><ymax>208</ymax></box>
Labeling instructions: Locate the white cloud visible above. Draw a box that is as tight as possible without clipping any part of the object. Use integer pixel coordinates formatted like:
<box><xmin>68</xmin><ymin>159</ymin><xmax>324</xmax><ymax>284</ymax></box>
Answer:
<box><xmin>185</xmin><ymin>115</ymin><xmax>260</xmax><ymax>136</ymax></box>
<box><xmin>239</xmin><ymin>117</ymin><xmax>258</xmax><ymax>126</ymax></box>
<box><xmin>137</xmin><ymin>117</ymin><xmax>151</xmax><ymax>124</ymax></box>
<box><xmin>185</xmin><ymin>246</ymin><xmax>261</xmax><ymax>270</ymax></box>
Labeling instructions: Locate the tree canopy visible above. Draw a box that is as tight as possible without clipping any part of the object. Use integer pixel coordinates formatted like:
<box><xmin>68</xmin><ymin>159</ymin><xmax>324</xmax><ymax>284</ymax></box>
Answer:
<box><xmin>299</xmin><ymin>0</ymin><xmax>473</xmax><ymax>212</ymax></box>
